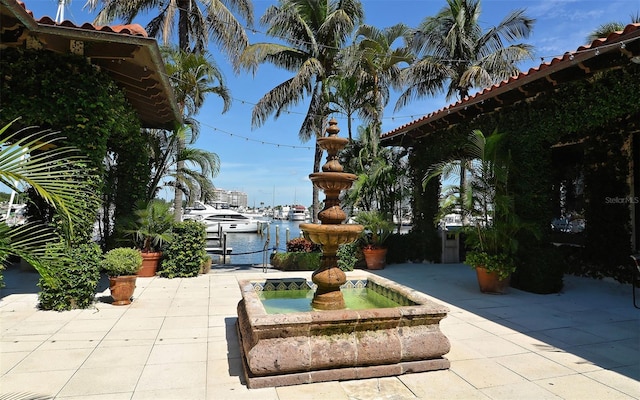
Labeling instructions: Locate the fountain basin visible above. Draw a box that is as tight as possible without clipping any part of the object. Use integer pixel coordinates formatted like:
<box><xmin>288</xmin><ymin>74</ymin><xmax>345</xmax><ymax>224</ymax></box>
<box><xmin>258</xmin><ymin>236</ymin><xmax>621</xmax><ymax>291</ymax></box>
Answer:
<box><xmin>236</xmin><ymin>271</ymin><xmax>450</xmax><ymax>388</ymax></box>
<box><xmin>299</xmin><ymin>223</ymin><xmax>363</xmax><ymax>248</ymax></box>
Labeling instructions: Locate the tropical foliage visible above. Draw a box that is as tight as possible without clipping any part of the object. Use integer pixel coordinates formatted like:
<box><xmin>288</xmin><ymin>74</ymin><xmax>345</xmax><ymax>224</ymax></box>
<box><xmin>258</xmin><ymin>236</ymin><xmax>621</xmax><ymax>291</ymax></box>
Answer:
<box><xmin>0</xmin><ymin>120</ymin><xmax>98</xmax><ymax>289</ymax></box>
<box><xmin>145</xmin><ymin>125</ymin><xmax>220</xmax><ymax>204</ymax></box>
<box><xmin>586</xmin><ymin>13</ymin><xmax>639</xmax><ymax>42</ymax></box>
<box><xmin>127</xmin><ymin>199</ymin><xmax>174</xmax><ymax>253</ymax></box>
<box><xmin>342</xmin><ymin>125</ymin><xmax>410</xmax><ymax>221</ymax></box>
<box><xmin>161</xmin><ymin>47</ymin><xmax>229</xmax><ymax>220</ymax></box>
<box><xmin>425</xmin><ymin>129</ymin><xmax>535</xmax><ymax>277</ymax></box>
<box><xmin>338</xmin><ymin>23</ymin><xmax>413</xmax><ymax>140</ymax></box>
<box><xmin>86</xmin><ymin>0</ymin><xmax>254</xmax><ymax>57</ymax></box>
<box><xmin>354</xmin><ymin>210</ymin><xmax>395</xmax><ymax>249</ymax></box>
<box><xmin>398</xmin><ymin>0</ymin><xmax>535</xmax><ymax>105</ymax></box>
<box><xmin>238</xmin><ymin>0</ymin><xmax>365</xmax><ymax>220</ymax></box>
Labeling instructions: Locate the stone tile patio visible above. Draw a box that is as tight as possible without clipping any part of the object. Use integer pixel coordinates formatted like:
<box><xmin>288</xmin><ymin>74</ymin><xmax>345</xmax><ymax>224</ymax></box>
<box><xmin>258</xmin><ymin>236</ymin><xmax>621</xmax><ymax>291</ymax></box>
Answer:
<box><xmin>1</xmin><ymin>262</ymin><xmax>638</xmax><ymax>399</ymax></box>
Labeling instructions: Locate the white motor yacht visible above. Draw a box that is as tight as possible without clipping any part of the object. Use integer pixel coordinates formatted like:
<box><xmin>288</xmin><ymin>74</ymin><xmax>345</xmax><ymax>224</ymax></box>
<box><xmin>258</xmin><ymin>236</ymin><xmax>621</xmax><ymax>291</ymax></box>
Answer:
<box><xmin>183</xmin><ymin>201</ymin><xmax>266</xmax><ymax>233</ymax></box>
<box><xmin>288</xmin><ymin>205</ymin><xmax>307</xmax><ymax>221</ymax></box>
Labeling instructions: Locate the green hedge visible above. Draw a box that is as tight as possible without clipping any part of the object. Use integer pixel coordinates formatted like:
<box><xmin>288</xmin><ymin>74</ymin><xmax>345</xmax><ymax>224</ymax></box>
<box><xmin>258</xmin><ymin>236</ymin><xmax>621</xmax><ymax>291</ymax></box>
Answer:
<box><xmin>408</xmin><ymin>65</ymin><xmax>640</xmax><ymax>291</ymax></box>
<box><xmin>0</xmin><ymin>47</ymin><xmax>148</xmax><ymax>249</ymax></box>
<box><xmin>386</xmin><ymin>231</ymin><xmax>440</xmax><ymax>264</ymax></box>
<box><xmin>270</xmin><ymin>252</ymin><xmax>321</xmax><ymax>271</ymax></box>
<box><xmin>159</xmin><ymin>220</ymin><xmax>206</xmax><ymax>278</ymax></box>
<box><xmin>38</xmin><ymin>242</ymin><xmax>102</xmax><ymax>311</ymax></box>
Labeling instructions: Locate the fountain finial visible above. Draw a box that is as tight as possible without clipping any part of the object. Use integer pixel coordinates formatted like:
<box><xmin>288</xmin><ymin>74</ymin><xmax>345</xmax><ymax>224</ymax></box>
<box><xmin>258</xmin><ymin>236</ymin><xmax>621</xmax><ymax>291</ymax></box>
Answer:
<box><xmin>325</xmin><ymin>117</ymin><xmax>340</xmax><ymax>137</ymax></box>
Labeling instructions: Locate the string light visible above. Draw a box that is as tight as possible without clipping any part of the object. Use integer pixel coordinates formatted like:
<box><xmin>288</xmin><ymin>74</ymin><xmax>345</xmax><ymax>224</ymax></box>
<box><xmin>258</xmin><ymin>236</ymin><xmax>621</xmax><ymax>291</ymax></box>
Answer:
<box><xmin>99</xmin><ymin>2</ymin><xmax>636</xmax><ymax>74</ymax></box>
<box><xmin>198</xmin><ymin>119</ymin><xmax>313</xmax><ymax>149</ymax></box>
<box><xmin>83</xmin><ymin>3</ymin><xmax>637</xmax><ymax>142</ymax></box>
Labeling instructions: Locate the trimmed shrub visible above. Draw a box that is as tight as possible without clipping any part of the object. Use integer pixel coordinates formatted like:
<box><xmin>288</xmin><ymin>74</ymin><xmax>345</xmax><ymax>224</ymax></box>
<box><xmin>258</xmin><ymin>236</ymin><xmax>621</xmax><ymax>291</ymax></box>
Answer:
<box><xmin>512</xmin><ymin>244</ymin><xmax>565</xmax><ymax>294</ymax></box>
<box><xmin>270</xmin><ymin>252</ymin><xmax>321</xmax><ymax>271</ymax></box>
<box><xmin>102</xmin><ymin>248</ymin><xmax>143</xmax><ymax>276</ymax></box>
<box><xmin>337</xmin><ymin>242</ymin><xmax>364</xmax><ymax>271</ymax></box>
<box><xmin>386</xmin><ymin>231</ymin><xmax>440</xmax><ymax>264</ymax></box>
<box><xmin>38</xmin><ymin>242</ymin><xmax>102</xmax><ymax>311</ymax></box>
<box><xmin>159</xmin><ymin>220</ymin><xmax>206</xmax><ymax>278</ymax></box>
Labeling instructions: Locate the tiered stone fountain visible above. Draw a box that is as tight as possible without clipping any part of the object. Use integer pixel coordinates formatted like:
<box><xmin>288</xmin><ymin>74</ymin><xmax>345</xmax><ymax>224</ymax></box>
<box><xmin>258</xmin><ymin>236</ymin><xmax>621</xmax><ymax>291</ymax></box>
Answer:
<box><xmin>299</xmin><ymin>118</ymin><xmax>363</xmax><ymax>310</ymax></box>
<box><xmin>236</xmin><ymin>119</ymin><xmax>450</xmax><ymax>388</ymax></box>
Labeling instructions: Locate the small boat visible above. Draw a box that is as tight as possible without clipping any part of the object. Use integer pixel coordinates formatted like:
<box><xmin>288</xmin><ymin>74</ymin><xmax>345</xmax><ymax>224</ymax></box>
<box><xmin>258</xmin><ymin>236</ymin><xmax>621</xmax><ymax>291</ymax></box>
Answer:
<box><xmin>288</xmin><ymin>205</ymin><xmax>307</xmax><ymax>221</ymax></box>
<box><xmin>273</xmin><ymin>206</ymin><xmax>289</xmax><ymax>220</ymax></box>
<box><xmin>441</xmin><ymin>213</ymin><xmax>463</xmax><ymax>231</ymax></box>
<box><xmin>183</xmin><ymin>201</ymin><xmax>267</xmax><ymax>233</ymax></box>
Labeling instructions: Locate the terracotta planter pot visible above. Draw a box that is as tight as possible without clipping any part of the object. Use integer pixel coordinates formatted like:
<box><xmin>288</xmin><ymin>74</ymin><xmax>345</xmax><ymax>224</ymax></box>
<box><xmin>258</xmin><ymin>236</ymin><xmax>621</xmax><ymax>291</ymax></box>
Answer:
<box><xmin>363</xmin><ymin>247</ymin><xmax>387</xmax><ymax>270</ymax></box>
<box><xmin>138</xmin><ymin>251</ymin><xmax>162</xmax><ymax>277</ymax></box>
<box><xmin>475</xmin><ymin>266</ymin><xmax>510</xmax><ymax>294</ymax></box>
<box><xmin>109</xmin><ymin>275</ymin><xmax>137</xmax><ymax>305</ymax></box>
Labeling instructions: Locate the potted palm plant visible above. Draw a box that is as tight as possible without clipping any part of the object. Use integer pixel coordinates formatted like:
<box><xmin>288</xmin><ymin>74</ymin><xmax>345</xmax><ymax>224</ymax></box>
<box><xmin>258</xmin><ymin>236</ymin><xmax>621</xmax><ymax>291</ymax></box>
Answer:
<box><xmin>102</xmin><ymin>248</ymin><xmax>143</xmax><ymax>305</ymax></box>
<box><xmin>354</xmin><ymin>210</ymin><xmax>395</xmax><ymax>270</ymax></box>
<box><xmin>427</xmin><ymin>129</ymin><xmax>535</xmax><ymax>293</ymax></box>
<box><xmin>128</xmin><ymin>199</ymin><xmax>174</xmax><ymax>277</ymax></box>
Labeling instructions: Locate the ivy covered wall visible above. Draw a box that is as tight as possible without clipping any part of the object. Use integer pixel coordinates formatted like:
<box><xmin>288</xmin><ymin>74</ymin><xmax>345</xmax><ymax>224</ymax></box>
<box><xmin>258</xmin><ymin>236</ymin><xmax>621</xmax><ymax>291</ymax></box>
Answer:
<box><xmin>409</xmin><ymin>64</ymin><xmax>640</xmax><ymax>292</ymax></box>
<box><xmin>0</xmin><ymin>48</ymin><xmax>150</xmax><ymax>247</ymax></box>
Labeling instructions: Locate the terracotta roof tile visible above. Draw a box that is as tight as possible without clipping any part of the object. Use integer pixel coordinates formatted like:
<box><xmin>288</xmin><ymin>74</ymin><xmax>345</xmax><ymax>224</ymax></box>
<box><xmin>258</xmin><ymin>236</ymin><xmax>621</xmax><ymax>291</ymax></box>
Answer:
<box><xmin>6</xmin><ymin>0</ymin><xmax>180</xmax><ymax>129</ymax></box>
<box><xmin>382</xmin><ymin>23</ymin><xmax>640</xmax><ymax>142</ymax></box>
<box><xmin>17</xmin><ymin>0</ymin><xmax>147</xmax><ymax>37</ymax></box>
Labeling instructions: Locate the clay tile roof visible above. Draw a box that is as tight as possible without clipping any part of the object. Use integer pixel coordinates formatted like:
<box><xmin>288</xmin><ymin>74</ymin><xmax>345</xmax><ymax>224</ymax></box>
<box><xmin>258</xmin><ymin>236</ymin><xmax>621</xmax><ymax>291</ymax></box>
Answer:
<box><xmin>3</xmin><ymin>0</ymin><xmax>181</xmax><ymax>130</ymax></box>
<box><xmin>381</xmin><ymin>23</ymin><xmax>640</xmax><ymax>146</ymax></box>
<box><xmin>15</xmin><ymin>1</ymin><xmax>147</xmax><ymax>37</ymax></box>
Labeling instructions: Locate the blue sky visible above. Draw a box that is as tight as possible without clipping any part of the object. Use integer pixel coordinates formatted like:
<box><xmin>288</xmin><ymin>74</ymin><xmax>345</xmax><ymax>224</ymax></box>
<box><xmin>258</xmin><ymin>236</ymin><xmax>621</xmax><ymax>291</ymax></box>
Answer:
<box><xmin>22</xmin><ymin>0</ymin><xmax>637</xmax><ymax>208</ymax></box>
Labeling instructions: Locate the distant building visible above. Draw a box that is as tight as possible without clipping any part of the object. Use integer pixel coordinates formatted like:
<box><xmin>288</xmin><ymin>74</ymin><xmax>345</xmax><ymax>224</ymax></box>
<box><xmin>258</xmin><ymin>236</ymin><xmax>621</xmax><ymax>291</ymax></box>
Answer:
<box><xmin>212</xmin><ymin>189</ymin><xmax>248</xmax><ymax>209</ymax></box>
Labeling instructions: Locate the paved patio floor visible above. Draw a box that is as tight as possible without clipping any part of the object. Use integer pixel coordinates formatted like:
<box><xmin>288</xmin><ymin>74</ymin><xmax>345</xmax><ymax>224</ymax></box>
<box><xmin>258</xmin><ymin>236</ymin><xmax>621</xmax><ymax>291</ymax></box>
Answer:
<box><xmin>1</xmin><ymin>262</ymin><xmax>638</xmax><ymax>399</ymax></box>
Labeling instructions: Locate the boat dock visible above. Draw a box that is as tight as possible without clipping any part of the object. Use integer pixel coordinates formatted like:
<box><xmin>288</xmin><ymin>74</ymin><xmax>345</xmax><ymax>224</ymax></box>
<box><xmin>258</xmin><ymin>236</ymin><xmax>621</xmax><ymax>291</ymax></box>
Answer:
<box><xmin>204</xmin><ymin>224</ymin><xmax>233</xmax><ymax>263</ymax></box>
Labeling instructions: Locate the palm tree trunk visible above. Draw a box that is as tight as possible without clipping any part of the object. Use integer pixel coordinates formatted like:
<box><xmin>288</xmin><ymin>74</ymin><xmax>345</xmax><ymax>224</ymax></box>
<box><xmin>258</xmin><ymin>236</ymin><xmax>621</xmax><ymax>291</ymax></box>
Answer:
<box><xmin>173</xmin><ymin>138</ymin><xmax>184</xmax><ymax>222</ymax></box>
<box><xmin>459</xmin><ymin>158</ymin><xmax>467</xmax><ymax>227</ymax></box>
<box><xmin>312</xmin><ymin>143</ymin><xmax>323</xmax><ymax>223</ymax></box>
<box><xmin>177</xmin><ymin>0</ymin><xmax>190</xmax><ymax>52</ymax></box>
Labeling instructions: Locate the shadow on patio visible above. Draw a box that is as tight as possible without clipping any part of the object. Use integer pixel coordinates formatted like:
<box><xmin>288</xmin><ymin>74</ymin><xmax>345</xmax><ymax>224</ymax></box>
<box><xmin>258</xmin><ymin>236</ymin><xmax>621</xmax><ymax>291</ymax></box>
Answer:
<box><xmin>371</xmin><ymin>263</ymin><xmax>639</xmax><ymax>382</ymax></box>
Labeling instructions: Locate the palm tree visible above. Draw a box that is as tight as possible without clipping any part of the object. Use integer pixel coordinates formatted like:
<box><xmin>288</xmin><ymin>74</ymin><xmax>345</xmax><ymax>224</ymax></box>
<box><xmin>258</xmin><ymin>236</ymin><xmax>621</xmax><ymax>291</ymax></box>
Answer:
<box><xmin>85</xmin><ymin>0</ymin><xmax>254</xmax><ymax>57</ymax></box>
<box><xmin>342</xmin><ymin>124</ymin><xmax>408</xmax><ymax>222</ymax></box>
<box><xmin>586</xmin><ymin>13</ymin><xmax>640</xmax><ymax>42</ymax></box>
<box><xmin>324</xmin><ymin>75</ymin><xmax>374</xmax><ymax>141</ymax></box>
<box><xmin>397</xmin><ymin>0</ymin><xmax>535</xmax><ymax>105</ymax></box>
<box><xmin>399</xmin><ymin>0</ymin><xmax>533</xmax><ymax>221</ymax></box>
<box><xmin>162</xmin><ymin>47</ymin><xmax>230</xmax><ymax>220</ymax></box>
<box><xmin>341</xmin><ymin>23</ymin><xmax>413</xmax><ymax>144</ymax></box>
<box><xmin>237</xmin><ymin>0</ymin><xmax>364</xmax><ymax>222</ymax></box>
<box><xmin>0</xmin><ymin>119</ymin><xmax>97</xmax><ymax>287</ymax></box>
<box><xmin>145</xmin><ymin>125</ymin><xmax>220</xmax><ymax>203</ymax></box>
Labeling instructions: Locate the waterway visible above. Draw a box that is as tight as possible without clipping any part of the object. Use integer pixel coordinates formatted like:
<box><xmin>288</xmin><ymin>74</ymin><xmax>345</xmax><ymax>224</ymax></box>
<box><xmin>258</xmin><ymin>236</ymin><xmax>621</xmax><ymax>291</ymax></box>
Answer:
<box><xmin>213</xmin><ymin>218</ymin><xmax>411</xmax><ymax>265</ymax></box>
<box><xmin>213</xmin><ymin>219</ymin><xmax>307</xmax><ymax>265</ymax></box>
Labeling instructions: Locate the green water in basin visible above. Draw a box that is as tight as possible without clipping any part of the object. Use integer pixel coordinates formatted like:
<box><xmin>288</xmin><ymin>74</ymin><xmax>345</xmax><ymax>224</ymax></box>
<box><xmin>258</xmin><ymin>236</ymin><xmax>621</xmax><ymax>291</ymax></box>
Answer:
<box><xmin>258</xmin><ymin>288</ymin><xmax>401</xmax><ymax>314</ymax></box>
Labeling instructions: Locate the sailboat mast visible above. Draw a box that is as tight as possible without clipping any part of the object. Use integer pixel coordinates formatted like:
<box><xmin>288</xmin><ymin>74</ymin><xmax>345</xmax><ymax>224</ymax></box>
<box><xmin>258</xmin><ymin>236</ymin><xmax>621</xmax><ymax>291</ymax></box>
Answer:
<box><xmin>55</xmin><ymin>0</ymin><xmax>69</xmax><ymax>23</ymax></box>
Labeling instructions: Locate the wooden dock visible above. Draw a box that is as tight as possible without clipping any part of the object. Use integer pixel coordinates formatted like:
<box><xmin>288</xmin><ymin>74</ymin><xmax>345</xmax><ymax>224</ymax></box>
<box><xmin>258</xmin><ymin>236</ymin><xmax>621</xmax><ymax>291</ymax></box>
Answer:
<box><xmin>205</xmin><ymin>224</ymin><xmax>232</xmax><ymax>262</ymax></box>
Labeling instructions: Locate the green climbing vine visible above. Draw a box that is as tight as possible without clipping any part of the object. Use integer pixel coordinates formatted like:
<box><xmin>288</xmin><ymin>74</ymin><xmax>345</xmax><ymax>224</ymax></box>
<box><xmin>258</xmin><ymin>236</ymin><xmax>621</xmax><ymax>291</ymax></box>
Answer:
<box><xmin>408</xmin><ymin>64</ymin><xmax>640</xmax><ymax>291</ymax></box>
<box><xmin>0</xmin><ymin>47</ymin><xmax>150</xmax><ymax>248</ymax></box>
